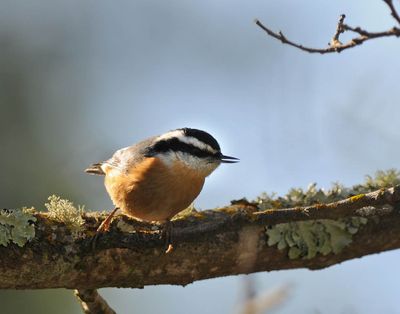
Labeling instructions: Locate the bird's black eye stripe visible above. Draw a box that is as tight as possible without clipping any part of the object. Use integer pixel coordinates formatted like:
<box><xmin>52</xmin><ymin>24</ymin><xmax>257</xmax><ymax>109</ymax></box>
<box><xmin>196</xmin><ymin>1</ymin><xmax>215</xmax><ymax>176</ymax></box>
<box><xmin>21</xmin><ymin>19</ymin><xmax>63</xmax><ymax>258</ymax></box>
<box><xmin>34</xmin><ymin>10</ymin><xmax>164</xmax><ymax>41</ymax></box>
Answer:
<box><xmin>145</xmin><ymin>138</ymin><xmax>219</xmax><ymax>159</ymax></box>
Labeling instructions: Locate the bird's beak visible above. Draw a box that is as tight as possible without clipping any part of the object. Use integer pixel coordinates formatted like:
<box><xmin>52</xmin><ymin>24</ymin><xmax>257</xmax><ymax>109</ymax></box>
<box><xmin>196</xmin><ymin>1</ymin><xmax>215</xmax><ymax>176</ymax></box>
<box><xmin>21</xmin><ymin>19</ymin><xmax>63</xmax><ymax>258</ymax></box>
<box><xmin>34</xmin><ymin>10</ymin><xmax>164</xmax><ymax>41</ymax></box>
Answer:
<box><xmin>220</xmin><ymin>155</ymin><xmax>239</xmax><ymax>163</ymax></box>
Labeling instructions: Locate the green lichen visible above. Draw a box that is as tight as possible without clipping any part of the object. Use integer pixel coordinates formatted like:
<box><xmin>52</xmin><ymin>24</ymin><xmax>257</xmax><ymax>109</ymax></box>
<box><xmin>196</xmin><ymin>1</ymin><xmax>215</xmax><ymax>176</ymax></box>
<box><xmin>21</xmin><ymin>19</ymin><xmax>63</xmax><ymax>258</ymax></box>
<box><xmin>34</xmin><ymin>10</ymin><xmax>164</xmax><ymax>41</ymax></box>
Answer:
<box><xmin>45</xmin><ymin>195</ymin><xmax>85</xmax><ymax>235</ymax></box>
<box><xmin>257</xmin><ymin>182</ymin><xmax>350</xmax><ymax>210</ymax></box>
<box><xmin>0</xmin><ymin>207</ymin><xmax>36</xmax><ymax>247</ymax></box>
<box><xmin>256</xmin><ymin>169</ymin><xmax>400</xmax><ymax>210</ymax></box>
<box><xmin>258</xmin><ymin>169</ymin><xmax>398</xmax><ymax>259</ymax></box>
<box><xmin>266</xmin><ymin>217</ymin><xmax>368</xmax><ymax>259</ymax></box>
<box><xmin>358</xmin><ymin>169</ymin><xmax>400</xmax><ymax>191</ymax></box>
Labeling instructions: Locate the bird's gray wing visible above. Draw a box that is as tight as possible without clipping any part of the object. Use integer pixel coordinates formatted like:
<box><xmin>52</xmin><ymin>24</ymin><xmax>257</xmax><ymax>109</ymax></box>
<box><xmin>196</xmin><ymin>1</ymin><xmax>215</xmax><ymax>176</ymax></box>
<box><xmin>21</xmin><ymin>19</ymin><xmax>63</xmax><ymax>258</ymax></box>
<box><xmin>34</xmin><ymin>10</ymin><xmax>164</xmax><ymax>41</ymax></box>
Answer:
<box><xmin>104</xmin><ymin>137</ymin><xmax>157</xmax><ymax>173</ymax></box>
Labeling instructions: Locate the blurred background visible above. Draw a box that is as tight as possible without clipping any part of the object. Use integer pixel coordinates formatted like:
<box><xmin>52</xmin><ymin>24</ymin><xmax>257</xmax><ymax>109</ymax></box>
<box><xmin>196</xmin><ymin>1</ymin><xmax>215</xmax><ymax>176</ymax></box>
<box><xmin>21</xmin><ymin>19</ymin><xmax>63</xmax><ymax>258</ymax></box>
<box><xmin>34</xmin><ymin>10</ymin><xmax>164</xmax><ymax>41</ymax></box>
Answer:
<box><xmin>1</xmin><ymin>0</ymin><xmax>399</xmax><ymax>313</ymax></box>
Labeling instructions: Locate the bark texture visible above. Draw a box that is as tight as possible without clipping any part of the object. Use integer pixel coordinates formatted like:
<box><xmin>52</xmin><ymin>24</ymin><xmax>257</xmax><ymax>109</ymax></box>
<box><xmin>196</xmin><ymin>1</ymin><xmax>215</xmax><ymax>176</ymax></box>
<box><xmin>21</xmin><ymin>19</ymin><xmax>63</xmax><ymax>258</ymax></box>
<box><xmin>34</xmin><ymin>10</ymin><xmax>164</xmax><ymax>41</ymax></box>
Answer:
<box><xmin>1</xmin><ymin>185</ymin><xmax>400</xmax><ymax>289</ymax></box>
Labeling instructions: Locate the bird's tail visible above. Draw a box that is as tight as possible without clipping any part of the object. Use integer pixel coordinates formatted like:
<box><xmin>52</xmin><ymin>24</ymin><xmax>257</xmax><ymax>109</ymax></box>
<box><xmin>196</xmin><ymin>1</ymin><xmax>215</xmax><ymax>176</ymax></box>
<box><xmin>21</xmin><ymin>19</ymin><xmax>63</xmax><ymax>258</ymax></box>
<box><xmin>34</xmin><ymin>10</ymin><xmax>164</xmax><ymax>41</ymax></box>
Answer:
<box><xmin>85</xmin><ymin>162</ymin><xmax>105</xmax><ymax>175</ymax></box>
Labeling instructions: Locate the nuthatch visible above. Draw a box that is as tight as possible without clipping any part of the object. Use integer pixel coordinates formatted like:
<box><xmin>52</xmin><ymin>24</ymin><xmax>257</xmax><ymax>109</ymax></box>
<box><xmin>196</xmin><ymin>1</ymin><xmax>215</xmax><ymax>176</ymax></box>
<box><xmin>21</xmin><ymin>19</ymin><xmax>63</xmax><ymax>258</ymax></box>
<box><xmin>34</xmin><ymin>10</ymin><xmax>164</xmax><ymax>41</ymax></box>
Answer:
<box><xmin>85</xmin><ymin>128</ymin><xmax>238</xmax><ymax>251</ymax></box>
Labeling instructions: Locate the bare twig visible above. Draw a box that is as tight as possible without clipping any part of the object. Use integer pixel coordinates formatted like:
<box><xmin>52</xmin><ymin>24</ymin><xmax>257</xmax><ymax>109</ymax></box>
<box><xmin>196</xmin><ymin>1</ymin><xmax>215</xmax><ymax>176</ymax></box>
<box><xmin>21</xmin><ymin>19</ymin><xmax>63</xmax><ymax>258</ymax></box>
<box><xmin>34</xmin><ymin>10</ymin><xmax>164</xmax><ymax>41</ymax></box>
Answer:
<box><xmin>255</xmin><ymin>2</ymin><xmax>400</xmax><ymax>54</ymax></box>
<box><xmin>254</xmin><ymin>19</ymin><xmax>338</xmax><ymax>54</ymax></box>
<box><xmin>74</xmin><ymin>289</ymin><xmax>116</xmax><ymax>314</ymax></box>
<box><xmin>383</xmin><ymin>0</ymin><xmax>400</xmax><ymax>25</ymax></box>
<box><xmin>342</xmin><ymin>24</ymin><xmax>400</xmax><ymax>39</ymax></box>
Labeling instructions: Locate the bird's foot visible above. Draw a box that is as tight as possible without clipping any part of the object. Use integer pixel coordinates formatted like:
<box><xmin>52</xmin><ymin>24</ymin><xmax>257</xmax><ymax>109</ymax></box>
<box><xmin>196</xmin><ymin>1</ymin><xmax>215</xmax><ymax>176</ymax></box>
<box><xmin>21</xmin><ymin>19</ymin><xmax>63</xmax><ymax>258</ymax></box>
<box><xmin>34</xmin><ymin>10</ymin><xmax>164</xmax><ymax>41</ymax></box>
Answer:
<box><xmin>163</xmin><ymin>220</ymin><xmax>174</xmax><ymax>254</ymax></box>
<box><xmin>91</xmin><ymin>207</ymin><xmax>119</xmax><ymax>250</ymax></box>
<box><xmin>96</xmin><ymin>207</ymin><xmax>119</xmax><ymax>232</ymax></box>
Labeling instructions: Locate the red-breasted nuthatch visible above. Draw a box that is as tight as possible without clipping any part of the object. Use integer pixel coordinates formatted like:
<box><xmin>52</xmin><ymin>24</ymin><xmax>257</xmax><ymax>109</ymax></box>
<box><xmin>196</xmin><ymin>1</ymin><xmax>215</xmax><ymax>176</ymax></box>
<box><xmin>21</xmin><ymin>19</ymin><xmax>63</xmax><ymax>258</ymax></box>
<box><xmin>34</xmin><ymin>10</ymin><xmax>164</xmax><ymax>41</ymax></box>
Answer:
<box><xmin>85</xmin><ymin>127</ymin><xmax>238</xmax><ymax>250</ymax></box>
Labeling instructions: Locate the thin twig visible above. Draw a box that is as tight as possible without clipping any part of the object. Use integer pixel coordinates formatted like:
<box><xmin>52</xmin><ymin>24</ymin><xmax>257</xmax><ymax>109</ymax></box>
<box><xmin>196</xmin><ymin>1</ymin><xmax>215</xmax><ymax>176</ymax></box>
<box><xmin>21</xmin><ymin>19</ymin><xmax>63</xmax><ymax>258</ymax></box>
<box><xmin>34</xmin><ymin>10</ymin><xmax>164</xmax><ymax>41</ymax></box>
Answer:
<box><xmin>74</xmin><ymin>289</ymin><xmax>116</xmax><ymax>314</ymax></box>
<box><xmin>383</xmin><ymin>0</ymin><xmax>400</xmax><ymax>25</ymax></box>
<box><xmin>254</xmin><ymin>19</ymin><xmax>337</xmax><ymax>54</ymax></box>
<box><xmin>255</xmin><ymin>6</ymin><xmax>400</xmax><ymax>54</ymax></box>
<box><xmin>343</xmin><ymin>24</ymin><xmax>400</xmax><ymax>39</ymax></box>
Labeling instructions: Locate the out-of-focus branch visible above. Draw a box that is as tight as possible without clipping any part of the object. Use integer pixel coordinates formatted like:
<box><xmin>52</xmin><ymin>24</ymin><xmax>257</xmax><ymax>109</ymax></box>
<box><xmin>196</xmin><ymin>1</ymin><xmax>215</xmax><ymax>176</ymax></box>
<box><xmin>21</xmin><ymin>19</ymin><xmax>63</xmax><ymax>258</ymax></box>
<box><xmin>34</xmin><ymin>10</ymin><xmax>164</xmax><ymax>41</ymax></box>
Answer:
<box><xmin>74</xmin><ymin>289</ymin><xmax>116</xmax><ymax>314</ymax></box>
<box><xmin>255</xmin><ymin>1</ymin><xmax>400</xmax><ymax>53</ymax></box>
<box><xmin>239</xmin><ymin>279</ymin><xmax>291</xmax><ymax>314</ymax></box>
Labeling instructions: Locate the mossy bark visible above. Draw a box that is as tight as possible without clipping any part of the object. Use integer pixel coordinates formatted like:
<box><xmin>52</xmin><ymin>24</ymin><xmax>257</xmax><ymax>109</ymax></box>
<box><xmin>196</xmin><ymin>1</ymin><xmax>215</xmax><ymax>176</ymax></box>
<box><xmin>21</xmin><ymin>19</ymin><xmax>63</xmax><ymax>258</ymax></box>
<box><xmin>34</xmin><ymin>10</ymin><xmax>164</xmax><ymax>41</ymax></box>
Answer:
<box><xmin>0</xmin><ymin>185</ymin><xmax>399</xmax><ymax>289</ymax></box>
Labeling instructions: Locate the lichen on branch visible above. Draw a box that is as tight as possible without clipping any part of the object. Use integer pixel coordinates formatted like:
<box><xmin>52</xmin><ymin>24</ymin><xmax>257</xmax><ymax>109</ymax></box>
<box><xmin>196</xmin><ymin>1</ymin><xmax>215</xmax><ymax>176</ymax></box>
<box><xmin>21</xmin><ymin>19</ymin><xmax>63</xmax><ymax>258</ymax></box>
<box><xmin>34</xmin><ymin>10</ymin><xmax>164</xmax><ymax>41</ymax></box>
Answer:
<box><xmin>0</xmin><ymin>169</ymin><xmax>399</xmax><ymax>291</ymax></box>
<box><xmin>255</xmin><ymin>169</ymin><xmax>400</xmax><ymax>209</ymax></box>
<box><xmin>266</xmin><ymin>217</ymin><xmax>368</xmax><ymax>259</ymax></box>
<box><xmin>0</xmin><ymin>207</ymin><xmax>36</xmax><ymax>247</ymax></box>
<box><xmin>45</xmin><ymin>195</ymin><xmax>85</xmax><ymax>235</ymax></box>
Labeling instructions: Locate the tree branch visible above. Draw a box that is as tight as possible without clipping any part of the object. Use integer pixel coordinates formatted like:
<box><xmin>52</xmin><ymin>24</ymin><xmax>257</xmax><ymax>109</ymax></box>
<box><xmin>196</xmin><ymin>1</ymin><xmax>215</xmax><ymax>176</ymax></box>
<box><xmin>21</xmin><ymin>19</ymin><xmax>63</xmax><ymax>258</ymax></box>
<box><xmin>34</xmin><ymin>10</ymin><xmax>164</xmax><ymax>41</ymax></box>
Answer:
<box><xmin>255</xmin><ymin>1</ymin><xmax>400</xmax><ymax>53</ymax></box>
<box><xmin>1</xmin><ymin>185</ymin><xmax>400</xmax><ymax>290</ymax></box>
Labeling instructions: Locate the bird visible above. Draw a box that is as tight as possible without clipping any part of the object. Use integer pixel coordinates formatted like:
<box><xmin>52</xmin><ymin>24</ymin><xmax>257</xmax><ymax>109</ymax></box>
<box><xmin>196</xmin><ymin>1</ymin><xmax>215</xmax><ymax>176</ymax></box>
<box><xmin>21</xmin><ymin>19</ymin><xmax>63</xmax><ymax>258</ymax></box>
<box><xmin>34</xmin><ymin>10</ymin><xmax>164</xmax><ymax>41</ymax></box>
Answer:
<box><xmin>85</xmin><ymin>127</ymin><xmax>238</xmax><ymax>252</ymax></box>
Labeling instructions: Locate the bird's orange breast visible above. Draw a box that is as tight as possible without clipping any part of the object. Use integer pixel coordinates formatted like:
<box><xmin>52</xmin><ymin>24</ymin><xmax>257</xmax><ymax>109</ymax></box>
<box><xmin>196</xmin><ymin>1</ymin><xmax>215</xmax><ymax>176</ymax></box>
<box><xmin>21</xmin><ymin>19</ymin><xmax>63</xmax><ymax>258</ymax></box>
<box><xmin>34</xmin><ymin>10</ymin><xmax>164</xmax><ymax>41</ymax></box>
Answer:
<box><xmin>104</xmin><ymin>157</ymin><xmax>205</xmax><ymax>221</ymax></box>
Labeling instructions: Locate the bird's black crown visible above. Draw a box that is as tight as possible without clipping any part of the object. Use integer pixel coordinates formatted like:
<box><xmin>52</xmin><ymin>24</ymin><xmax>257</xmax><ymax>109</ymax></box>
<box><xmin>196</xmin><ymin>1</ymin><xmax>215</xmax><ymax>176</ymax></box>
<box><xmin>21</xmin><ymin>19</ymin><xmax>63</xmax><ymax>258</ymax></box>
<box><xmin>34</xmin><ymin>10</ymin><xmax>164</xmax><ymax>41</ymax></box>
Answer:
<box><xmin>145</xmin><ymin>128</ymin><xmax>220</xmax><ymax>159</ymax></box>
